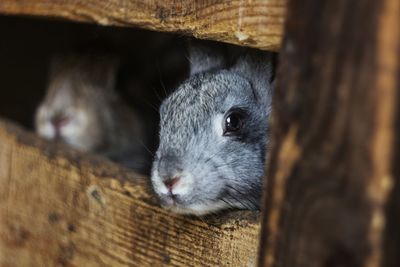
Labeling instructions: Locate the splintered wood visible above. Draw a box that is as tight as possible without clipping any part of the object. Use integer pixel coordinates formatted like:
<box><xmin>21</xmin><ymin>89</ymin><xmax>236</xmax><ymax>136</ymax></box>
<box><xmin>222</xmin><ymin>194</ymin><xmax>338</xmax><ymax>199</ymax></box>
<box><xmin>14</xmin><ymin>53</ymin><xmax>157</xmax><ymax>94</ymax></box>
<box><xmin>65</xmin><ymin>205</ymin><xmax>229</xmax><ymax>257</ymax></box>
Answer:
<box><xmin>0</xmin><ymin>120</ymin><xmax>260</xmax><ymax>267</ymax></box>
<box><xmin>0</xmin><ymin>0</ymin><xmax>286</xmax><ymax>51</ymax></box>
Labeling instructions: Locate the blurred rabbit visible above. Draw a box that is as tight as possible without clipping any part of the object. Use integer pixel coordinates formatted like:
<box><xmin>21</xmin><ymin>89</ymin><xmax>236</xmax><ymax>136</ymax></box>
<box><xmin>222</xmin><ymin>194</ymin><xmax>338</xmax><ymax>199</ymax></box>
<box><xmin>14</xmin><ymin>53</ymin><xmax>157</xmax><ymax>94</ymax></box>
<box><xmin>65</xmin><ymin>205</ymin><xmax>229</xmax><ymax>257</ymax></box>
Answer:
<box><xmin>35</xmin><ymin>54</ymin><xmax>150</xmax><ymax>173</ymax></box>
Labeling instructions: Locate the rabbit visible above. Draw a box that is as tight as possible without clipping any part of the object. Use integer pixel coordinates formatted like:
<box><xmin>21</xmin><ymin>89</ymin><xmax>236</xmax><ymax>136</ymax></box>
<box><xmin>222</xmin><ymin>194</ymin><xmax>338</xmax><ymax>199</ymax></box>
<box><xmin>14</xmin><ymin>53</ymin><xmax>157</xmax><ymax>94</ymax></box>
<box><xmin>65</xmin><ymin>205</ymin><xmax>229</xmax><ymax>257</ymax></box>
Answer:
<box><xmin>151</xmin><ymin>41</ymin><xmax>275</xmax><ymax>215</ymax></box>
<box><xmin>35</xmin><ymin>54</ymin><xmax>150</xmax><ymax>173</ymax></box>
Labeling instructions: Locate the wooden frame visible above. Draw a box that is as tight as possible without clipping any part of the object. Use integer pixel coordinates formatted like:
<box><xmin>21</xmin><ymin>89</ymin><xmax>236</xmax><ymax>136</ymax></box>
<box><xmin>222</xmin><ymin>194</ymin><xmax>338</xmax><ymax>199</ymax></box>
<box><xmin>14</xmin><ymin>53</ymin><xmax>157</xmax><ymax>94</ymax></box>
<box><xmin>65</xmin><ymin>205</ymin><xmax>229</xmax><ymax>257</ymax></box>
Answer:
<box><xmin>0</xmin><ymin>120</ymin><xmax>260</xmax><ymax>266</ymax></box>
<box><xmin>0</xmin><ymin>0</ymin><xmax>285</xmax><ymax>51</ymax></box>
<box><xmin>1</xmin><ymin>0</ymin><xmax>399</xmax><ymax>266</ymax></box>
<box><xmin>259</xmin><ymin>0</ymin><xmax>400</xmax><ymax>266</ymax></box>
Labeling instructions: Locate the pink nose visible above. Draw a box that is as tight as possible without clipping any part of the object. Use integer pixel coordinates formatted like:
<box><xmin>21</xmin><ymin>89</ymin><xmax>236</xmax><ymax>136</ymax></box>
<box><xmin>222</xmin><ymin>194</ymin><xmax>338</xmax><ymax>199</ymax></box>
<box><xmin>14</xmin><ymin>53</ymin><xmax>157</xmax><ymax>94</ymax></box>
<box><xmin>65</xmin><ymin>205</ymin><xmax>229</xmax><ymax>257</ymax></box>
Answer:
<box><xmin>163</xmin><ymin>176</ymin><xmax>180</xmax><ymax>191</ymax></box>
<box><xmin>51</xmin><ymin>116</ymin><xmax>70</xmax><ymax>130</ymax></box>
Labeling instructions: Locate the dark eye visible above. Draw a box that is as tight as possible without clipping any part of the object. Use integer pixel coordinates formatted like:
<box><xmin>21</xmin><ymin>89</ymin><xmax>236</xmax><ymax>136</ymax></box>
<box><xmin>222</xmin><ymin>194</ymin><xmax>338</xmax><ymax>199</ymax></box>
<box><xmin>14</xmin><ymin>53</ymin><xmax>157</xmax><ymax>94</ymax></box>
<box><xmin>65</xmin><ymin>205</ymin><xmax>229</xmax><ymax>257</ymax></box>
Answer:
<box><xmin>223</xmin><ymin>109</ymin><xmax>247</xmax><ymax>136</ymax></box>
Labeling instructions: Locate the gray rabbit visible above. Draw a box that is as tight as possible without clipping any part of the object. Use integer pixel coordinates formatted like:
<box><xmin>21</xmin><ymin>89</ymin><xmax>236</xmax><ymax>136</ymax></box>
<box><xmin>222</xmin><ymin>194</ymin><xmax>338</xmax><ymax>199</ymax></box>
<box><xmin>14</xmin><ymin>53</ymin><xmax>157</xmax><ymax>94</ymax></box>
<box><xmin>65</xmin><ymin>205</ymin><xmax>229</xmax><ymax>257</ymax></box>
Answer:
<box><xmin>151</xmin><ymin>41</ymin><xmax>275</xmax><ymax>215</ymax></box>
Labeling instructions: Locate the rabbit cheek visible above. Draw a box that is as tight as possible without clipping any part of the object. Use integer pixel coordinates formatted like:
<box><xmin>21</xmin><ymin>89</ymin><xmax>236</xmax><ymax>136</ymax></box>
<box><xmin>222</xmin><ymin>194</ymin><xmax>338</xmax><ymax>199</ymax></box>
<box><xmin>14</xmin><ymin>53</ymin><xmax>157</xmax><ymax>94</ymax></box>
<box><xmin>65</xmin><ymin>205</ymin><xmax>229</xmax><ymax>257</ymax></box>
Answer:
<box><xmin>37</xmin><ymin>120</ymin><xmax>56</xmax><ymax>140</ymax></box>
<box><xmin>61</xmin><ymin>111</ymin><xmax>98</xmax><ymax>151</ymax></box>
<box><xmin>36</xmin><ymin>107</ymin><xmax>56</xmax><ymax>140</ymax></box>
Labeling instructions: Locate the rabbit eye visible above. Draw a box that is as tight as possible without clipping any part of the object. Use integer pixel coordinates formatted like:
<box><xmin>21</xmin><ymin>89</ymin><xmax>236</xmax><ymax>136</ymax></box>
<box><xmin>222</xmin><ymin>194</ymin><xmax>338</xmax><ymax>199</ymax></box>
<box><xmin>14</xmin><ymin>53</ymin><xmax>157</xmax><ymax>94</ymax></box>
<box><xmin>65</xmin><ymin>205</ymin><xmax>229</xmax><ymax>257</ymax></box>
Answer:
<box><xmin>223</xmin><ymin>108</ymin><xmax>247</xmax><ymax>136</ymax></box>
<box><xmin>225</xmin><ymin>114</ymin><xmax>240</xmax><ymax>131</ymax></box>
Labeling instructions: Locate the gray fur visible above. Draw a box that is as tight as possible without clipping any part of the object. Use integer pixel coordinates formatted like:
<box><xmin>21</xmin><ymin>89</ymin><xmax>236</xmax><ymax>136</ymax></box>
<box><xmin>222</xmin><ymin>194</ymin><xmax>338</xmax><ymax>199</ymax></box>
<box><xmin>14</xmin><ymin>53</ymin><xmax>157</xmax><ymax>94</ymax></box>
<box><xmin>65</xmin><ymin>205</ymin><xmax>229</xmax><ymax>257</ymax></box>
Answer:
<box><xmin>151</xmin><ymin>42</ymin><xmax>275</xmax><ymax>215</ymax></box>
<box><xmin>188</xmin><ymin>40</ymin><xmax>228</xmax><ymax>76</ymax></box>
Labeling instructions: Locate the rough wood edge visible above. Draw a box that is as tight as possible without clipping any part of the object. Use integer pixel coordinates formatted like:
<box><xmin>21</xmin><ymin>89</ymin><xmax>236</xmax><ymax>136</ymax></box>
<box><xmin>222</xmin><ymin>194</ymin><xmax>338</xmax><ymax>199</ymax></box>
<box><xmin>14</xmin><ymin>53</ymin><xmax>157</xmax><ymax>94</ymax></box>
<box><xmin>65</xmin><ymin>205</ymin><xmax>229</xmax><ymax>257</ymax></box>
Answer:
<box><xmin>0</xmin><ymin>118</ymin><xmax>260</xmax><ymax>267</ymax></box>
<box><xmin>0</xmin><ymin>0</ymin><xmax>285</xmax><ymax>51</ymax></box>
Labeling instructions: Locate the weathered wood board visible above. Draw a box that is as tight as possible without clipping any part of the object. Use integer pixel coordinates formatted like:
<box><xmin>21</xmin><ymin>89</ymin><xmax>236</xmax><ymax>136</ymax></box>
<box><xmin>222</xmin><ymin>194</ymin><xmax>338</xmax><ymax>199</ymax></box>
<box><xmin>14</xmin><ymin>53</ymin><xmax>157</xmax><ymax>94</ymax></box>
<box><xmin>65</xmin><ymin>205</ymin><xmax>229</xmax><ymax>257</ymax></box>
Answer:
<box><xmin>259</xmin><ymin>0</ymin><xmax>400</xmax><ymax>266</ymax></box>
<box><xmin>0</xmin><ymin>0</ymin><xmax>285</xmax><ymax>51</ymax></box>
<box><xmin>0</xmin><ymin>119</ymin><xmax>260</xmax><ymax>267</ymax></box>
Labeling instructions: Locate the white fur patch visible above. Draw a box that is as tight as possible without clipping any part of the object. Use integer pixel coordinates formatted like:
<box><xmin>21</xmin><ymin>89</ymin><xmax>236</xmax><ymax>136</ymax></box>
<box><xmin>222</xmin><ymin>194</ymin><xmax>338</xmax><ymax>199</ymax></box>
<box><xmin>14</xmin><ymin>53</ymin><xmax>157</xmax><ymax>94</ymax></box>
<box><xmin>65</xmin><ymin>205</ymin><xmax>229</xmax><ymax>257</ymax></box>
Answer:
<box><xmin>151</xmin><ymin>167</ymin><xmax>169</xmax><ymax>195</ymax></box>
<box><xmin>213</xmin><ymin>114</ymin><xmax>224</xmax><ymax>137</ymax></box>
<box><xmin>170</xmin><ymin>171</ymin><xmax>193</xmax><ymax>195</ymax></box>
<box><xmin>38</xmin><ymin>122</ymin><xmax>55</xmax><ymax>140</ymax></box>
<box><xmin>36</xmin><ymin>106</ymin><xmax>55</xmax><ymax>139</ymax></box>
<box><xmin>60</xmin><ymin>110</ymin><xmax>90</xmax><ymax>150</ymax></box>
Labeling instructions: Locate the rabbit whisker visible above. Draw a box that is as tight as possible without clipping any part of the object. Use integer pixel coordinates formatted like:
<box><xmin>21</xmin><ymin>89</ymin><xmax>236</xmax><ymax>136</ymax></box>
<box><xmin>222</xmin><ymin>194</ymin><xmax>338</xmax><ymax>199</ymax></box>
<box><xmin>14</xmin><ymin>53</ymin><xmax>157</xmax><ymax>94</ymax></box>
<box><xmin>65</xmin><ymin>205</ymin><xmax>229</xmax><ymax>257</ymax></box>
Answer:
<box><xmin>226</xmin><ymin>184</ymin><xmax>259</xmax><ymax>209</ymax></box>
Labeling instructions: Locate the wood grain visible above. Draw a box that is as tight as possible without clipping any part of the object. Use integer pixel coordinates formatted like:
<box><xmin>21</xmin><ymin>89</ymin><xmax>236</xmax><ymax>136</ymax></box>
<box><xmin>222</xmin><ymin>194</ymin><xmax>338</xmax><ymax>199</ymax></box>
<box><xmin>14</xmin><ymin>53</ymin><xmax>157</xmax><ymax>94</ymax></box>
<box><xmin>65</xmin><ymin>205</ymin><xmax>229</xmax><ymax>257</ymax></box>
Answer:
<box><xmin>259</xmin><ymin>0</ymin><xmax>400</xmax><ymax>266</ymax></box>
<box><xmin>0</xmin><ymin>119</ymin><xmax>260</xmax><ymax>267</ymax></box>
<box><xmin>0</xmin><ymin>0</ymin><xmax>286</xmax><ymax>51</ymax></box>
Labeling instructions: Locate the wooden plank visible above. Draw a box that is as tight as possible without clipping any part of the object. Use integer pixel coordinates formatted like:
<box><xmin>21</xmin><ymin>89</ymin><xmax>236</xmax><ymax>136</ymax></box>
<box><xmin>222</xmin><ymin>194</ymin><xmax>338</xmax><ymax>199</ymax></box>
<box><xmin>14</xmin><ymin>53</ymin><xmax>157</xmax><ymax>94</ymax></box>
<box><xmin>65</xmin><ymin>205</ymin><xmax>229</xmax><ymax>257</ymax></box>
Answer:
<box><xmin>258</xmin><ymin>0</ymin><xmax>400</xmax><ymax>266</ymax></box>
<box><xmin>0</xmin><ymin>119</ymin><xmax>260</xmax><ymax>267</ymax></box>
<box><xmin>0</xmin><ymin>0</ymin><xmax>285</xmax><ymax>51</ymax></box>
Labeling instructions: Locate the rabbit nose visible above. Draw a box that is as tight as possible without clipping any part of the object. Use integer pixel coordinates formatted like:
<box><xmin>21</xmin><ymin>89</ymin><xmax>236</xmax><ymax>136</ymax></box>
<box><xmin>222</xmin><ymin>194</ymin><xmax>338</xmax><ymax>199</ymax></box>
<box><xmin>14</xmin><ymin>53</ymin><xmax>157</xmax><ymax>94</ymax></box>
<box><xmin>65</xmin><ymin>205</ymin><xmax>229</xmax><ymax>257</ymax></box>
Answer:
<box><xmin>51</xmin><ymin>115</ymin><xmax>70</xmax><ymax>129</ymax></box>
<box><xmin>163</xmin><ymin>176</ymin><xmax>180</xmax><ymax>191</ymax></box>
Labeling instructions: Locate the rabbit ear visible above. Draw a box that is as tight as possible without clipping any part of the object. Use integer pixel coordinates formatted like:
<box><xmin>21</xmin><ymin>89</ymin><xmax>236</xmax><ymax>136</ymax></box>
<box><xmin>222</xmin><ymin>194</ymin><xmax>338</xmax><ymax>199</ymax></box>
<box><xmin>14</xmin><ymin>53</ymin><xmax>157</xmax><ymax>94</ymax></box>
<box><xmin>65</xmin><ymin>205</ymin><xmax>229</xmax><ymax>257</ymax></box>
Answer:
<box><xmin>230</xmin><ymin>50</ymin><xmax>276</xmax><ymax>102</ymax></box>
<box><xmin>78</xmin><ymin>54</ymin><xmax>120</xmax><ymax>93</ymax></box>
<box><xmin>93</xmin><ymin>56</ymin><xmax>120</xmax><ymax>91</ymax></box>
<box><xmin>188</xmin><ymin>40</ymin><xmax>229</xmax><ymax>76</ymax></box>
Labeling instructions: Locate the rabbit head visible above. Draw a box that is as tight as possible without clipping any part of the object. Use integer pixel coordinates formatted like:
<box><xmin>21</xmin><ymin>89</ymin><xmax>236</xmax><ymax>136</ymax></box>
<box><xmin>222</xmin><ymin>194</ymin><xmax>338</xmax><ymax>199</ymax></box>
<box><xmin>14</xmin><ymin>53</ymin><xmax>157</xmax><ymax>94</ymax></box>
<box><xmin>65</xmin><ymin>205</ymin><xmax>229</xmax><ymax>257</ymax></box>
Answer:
<box><xmin>151</xmin><ymin>42</ymin><xmax>275</xmax><ymax>215</ymax></box>
<box><xmin>35</xmin><ymin>54</ymin><xmax>120</xmax><ymax>152</ymax></box>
